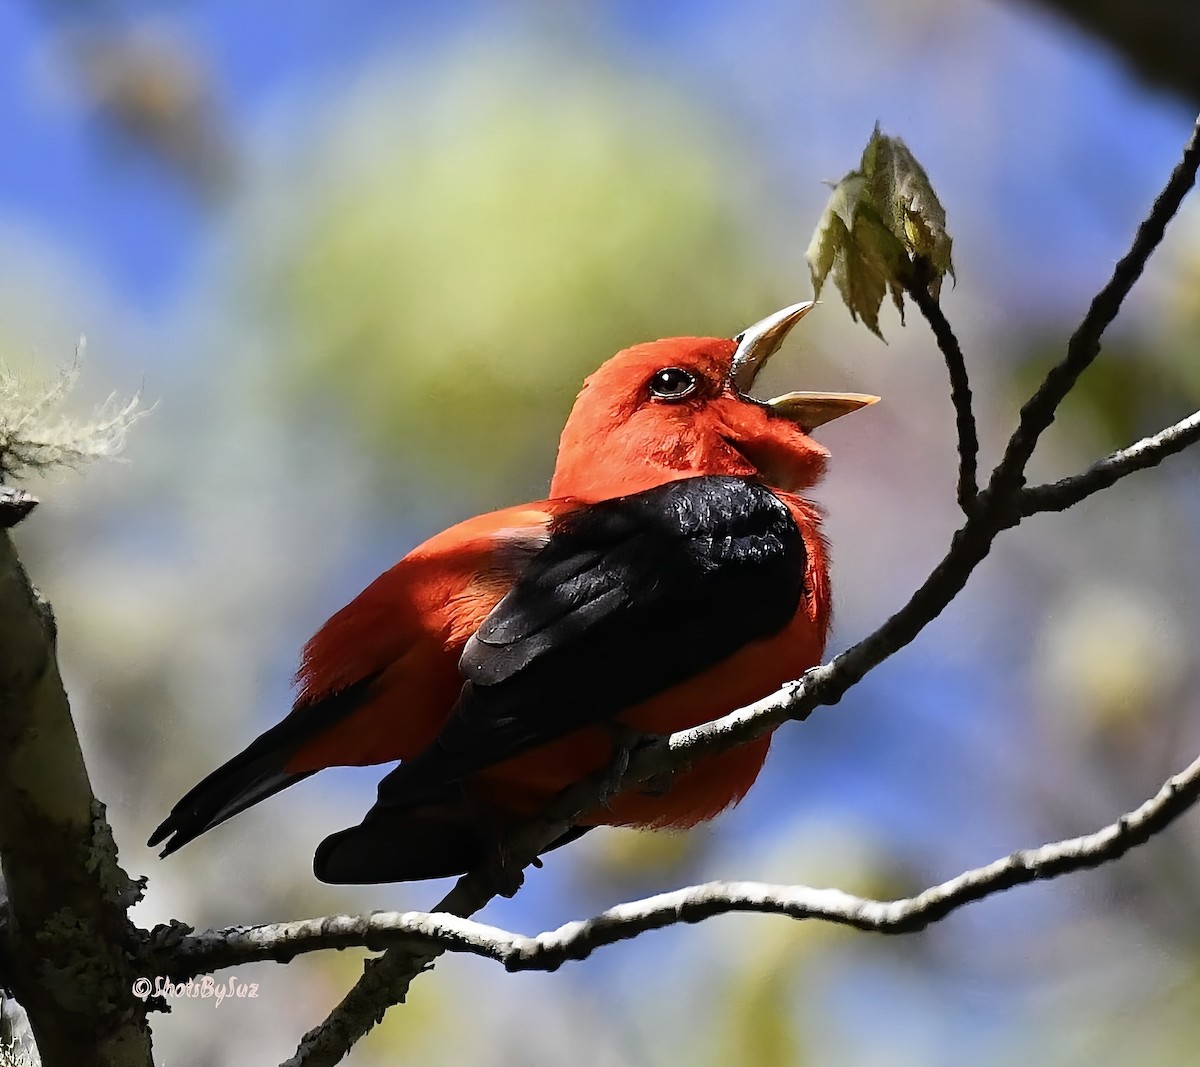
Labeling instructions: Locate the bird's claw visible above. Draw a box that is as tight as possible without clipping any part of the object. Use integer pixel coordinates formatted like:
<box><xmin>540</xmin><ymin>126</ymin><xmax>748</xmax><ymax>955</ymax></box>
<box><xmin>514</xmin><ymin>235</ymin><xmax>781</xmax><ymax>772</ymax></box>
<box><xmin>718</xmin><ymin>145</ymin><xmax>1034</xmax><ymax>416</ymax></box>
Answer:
<box><xmin>597</xmin><ymin>725</ymin><xmax>658</xmax><ymax>809</ymax></box>
<box><xmin>482</xmin><ymin>839</ymin><xmax>527</xmax><ymax>898</ymax></box>
<box><xmin>638</xmin><ymin>771</ymin><xmax>674</xmax><ymax>797</ymax></box>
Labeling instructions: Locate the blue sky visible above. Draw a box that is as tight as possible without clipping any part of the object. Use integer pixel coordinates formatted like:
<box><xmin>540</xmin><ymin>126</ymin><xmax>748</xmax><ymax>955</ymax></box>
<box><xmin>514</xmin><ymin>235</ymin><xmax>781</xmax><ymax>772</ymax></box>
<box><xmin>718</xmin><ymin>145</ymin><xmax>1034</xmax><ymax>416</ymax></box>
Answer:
<box><xmin>0</xmin><ymin>0</ymin><xmax>1192</xmax><ymax>320</ymax></box>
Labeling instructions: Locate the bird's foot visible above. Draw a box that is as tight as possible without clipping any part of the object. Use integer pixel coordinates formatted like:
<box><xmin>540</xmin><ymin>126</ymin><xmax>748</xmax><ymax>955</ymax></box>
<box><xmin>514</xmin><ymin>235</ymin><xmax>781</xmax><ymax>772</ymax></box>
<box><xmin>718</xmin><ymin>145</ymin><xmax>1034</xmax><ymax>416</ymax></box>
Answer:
<box><xmin>638</xmin><ymin>771</ymin><xmax>674</xmax><ymax>797</ymax></box>
<box><xmin>597</xmin><ymin>725</ymin><xmax>657</xmax><ymax>809</ymax></box>
<box><xmin>480</xmin><ymin>835</ymin><xmax>527</xmax><ymax>898</ymax></box>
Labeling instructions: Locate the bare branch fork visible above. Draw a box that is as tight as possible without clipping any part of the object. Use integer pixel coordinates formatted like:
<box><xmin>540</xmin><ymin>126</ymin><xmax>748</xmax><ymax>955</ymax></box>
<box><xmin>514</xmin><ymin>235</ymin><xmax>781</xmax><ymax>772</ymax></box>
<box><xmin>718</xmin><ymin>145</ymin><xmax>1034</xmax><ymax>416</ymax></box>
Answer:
<box><xmin>262</xmin><ymin>113</ymin><xmax>1200</xmax><ymax>1066</ymax></box>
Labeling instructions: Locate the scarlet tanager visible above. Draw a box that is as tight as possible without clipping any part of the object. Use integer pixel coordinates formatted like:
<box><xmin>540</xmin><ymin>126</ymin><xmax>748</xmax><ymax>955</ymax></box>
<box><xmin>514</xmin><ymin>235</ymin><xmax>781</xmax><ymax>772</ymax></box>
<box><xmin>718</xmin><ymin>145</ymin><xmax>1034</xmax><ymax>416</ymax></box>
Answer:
<box><xmin>149</xmin><ymin>303</ymin><xmax>876</xmax><ymax>882</ymax></box>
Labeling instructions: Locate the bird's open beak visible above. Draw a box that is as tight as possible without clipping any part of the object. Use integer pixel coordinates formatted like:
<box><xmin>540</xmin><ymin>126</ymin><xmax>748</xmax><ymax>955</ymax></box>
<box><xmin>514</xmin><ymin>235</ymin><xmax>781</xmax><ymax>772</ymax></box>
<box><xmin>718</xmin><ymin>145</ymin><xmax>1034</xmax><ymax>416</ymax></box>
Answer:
<box><xmin>730</xmin><ymin>302</ymin><xmax>815</xmax><ymax>392</ymax></box>
<box><xmin>763</xmin><ymin>391</ymin><xmax>879</xmax><ymax>433</ymax></box>
<box><xmin>730</xmin><ymin>302</ymin><xmax>880</xmax><ymax>432</ymax></box>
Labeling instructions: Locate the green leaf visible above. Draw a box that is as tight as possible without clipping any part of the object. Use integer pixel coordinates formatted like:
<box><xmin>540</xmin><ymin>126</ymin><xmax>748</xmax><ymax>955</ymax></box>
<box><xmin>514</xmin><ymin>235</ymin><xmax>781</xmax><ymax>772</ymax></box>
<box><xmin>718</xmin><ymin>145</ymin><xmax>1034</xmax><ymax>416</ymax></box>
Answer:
<box><xmin>832</xmin><ymin>210</ymin><xmax>890</xmax><ymax>338</ymax></box>
<box><xmin>806</xmin><ymin>124</ymin><xmax>954</xmax><ymax>337</ymax></box>
<box><xmin>805</xmin><ymin>195</ymin><xmax>844</xmax><ymax>303</ymax></box>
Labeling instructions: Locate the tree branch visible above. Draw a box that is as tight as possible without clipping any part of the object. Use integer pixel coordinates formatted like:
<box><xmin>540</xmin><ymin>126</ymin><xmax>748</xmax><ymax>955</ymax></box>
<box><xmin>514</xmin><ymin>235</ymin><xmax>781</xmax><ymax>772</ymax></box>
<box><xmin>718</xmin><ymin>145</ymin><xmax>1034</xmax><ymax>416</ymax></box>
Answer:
<box><xmin>173</xmin><ymin>748</ymin><xmax>1200</xmax><ymax>975</ymax></box>
<box><xmin>1019</xmin><ymin>409</ymin><xmax>1200</xmax><ymax>516</ymax></box>
<box><xmin>280</xmin><ymin>863</ymin><xmax>516</xmax><ymax>1067</ymax></box>
<box><xmin>0</xmin><ymin>897</ymin><xmax>9</xmax><ymax>988</ymax></box>
<box><xmin>284</xmin><ymin>111</ymin><xmax>1200</xmax><ymax>1067</ymax></box>
<box><xmin>990</xmin><ymin>114</ymin><xmax>1200</xmax><ymax>498</ymax></box>
<box><xmin>906</xmin><ymin>271</ymin><xmax>978</xmax><ymax>513</ymax></box>
<box><xmin>0</xmin><ymin>530</ymin><xmax>153</xmax><ymax>1066</ymax></box>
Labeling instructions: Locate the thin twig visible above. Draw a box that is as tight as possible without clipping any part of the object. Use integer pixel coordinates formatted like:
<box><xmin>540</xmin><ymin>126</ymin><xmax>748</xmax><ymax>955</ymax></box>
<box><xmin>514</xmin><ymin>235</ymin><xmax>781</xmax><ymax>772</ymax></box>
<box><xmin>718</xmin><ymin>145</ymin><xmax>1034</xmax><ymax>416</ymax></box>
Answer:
<box><xmin>176</xmin><ymin>749</ymin><xmax>1200</xmax><ymax>975</ymax></box>
<box><xmin>907</xmin><ymin>267</ymin><xmax>978</xmax><ymax>512</ymax></box>
<box><xmin>1020</xmin><ymin>409</ymin><xmax>1200</xmax><ymax>516</ymax></box>
<box><xmin>990</xmin><ymin>114</ymin><xmax>1200</xmax><ymax>498</ymax></box>
<box><xmin>280</xmin><ymin>878</ymin><xmax>486</xmax><ymax>1067</ymax></box>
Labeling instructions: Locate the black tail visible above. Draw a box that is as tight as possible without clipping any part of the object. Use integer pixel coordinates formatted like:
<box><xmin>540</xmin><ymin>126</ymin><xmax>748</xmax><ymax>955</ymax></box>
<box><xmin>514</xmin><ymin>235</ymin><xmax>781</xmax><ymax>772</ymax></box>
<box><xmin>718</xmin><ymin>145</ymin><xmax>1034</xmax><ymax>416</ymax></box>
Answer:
<box><xmin>149</xmin><ymin>675</ymin><xmax>378</xmax><ymax>856</ymax></box>
<box><xmin>148</xmin><ymin>745</ymin><xmax>314</xmax><ymax>857</ymax></box>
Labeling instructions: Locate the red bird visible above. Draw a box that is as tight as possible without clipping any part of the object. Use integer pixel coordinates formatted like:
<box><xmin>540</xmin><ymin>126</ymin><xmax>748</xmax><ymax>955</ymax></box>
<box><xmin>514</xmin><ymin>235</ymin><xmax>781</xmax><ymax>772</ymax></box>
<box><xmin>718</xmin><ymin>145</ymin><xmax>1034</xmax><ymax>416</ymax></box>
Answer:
<box><xmin>150</xmin><ymin>303</ymin><xmax>875</xmax><ymax>882</ymax></box>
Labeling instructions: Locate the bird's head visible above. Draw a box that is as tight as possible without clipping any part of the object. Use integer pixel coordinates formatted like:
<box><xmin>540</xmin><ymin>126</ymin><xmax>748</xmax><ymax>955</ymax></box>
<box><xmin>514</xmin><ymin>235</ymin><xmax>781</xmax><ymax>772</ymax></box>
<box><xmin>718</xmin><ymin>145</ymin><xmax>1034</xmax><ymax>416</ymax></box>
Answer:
<box><xmin>550</xmin><ymin>303</ymin><xmax>877</xmax><ymax>501</ymax></box>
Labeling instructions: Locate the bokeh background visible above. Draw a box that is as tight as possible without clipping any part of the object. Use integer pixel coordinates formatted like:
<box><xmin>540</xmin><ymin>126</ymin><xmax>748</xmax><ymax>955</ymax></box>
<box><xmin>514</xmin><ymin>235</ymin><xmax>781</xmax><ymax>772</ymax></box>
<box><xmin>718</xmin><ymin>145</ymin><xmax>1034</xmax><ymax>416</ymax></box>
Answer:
<box><xmin>5</xmin><ymin>1</ymin><xmax>1200</xmax><ymax>1064</ymax></box>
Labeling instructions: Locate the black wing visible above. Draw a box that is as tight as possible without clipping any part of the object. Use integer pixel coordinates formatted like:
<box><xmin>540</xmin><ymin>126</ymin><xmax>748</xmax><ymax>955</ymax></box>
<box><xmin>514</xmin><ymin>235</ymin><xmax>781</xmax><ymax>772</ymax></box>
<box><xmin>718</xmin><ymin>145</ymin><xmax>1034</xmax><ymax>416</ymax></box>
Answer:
<box><xmin>381</xmin><ymin>474</ymin><xmax>805</xmax><ymax>798</ymax></box>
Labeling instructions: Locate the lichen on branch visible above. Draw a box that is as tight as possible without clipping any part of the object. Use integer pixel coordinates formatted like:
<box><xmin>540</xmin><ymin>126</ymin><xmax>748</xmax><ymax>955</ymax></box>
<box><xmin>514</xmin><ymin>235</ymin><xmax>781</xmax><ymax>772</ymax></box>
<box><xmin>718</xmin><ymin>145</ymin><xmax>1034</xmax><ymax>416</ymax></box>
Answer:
<box><xmin>0</xmin><ymin>349</ymin><xmax>146</xmax><ymax>479</ymax></box>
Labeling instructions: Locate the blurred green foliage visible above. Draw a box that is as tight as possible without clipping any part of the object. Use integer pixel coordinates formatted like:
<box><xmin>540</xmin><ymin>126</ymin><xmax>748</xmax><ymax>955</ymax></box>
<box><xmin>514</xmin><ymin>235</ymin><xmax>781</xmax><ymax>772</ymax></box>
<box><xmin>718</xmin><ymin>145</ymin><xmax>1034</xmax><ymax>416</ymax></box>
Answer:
<box><xmin>1013</xmin><ymin>338</ymin><xmax>1191</xmax><ymax>450</ymax></box>
<box><xmin>266</xmin><ymin>50</ymin><xmax>791</xmax><ymax>492</ymax></box>
<box><xmin>1012</xmin><ymin>215</ymin><xmax>1200</xmax><ymax>454</ymax></box>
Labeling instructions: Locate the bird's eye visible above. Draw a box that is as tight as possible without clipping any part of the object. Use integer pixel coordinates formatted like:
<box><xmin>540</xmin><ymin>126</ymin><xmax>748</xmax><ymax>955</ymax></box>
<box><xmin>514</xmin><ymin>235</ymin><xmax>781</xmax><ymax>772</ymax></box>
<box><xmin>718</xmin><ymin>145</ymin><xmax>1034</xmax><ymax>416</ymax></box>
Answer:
<box><xmin>649</xmin><ymin>367</ymin><xmax>698</xmax><ymax>401</ymax></box>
